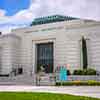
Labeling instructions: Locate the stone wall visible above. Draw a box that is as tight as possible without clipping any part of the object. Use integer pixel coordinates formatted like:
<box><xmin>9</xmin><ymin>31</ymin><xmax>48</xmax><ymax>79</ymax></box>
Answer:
<box><xmin>0</xmin><ymin>34</ymin><xmax>21</xmax><ymax>75</ymax></box>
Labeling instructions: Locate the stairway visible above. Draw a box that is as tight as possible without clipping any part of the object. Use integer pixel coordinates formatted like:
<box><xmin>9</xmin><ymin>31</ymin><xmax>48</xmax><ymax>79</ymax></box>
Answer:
<box><xmin>36</xmin><ymin>74</ymin><xmax>56</xmax><ymax>86</ymax></box>
<box><xmin>0</xmin><ymin>74</ymin><xmax>35</xmax><ymax>85</ymax></box>
<box><xmin>0</xmin><ymin>77</ymin><xmax>14</xmax><ymax>85</ymax></box>
<box><xmin>0</xmin><ymin>74</ymin><xmax>56</xmax><ymax>86</ymax></box>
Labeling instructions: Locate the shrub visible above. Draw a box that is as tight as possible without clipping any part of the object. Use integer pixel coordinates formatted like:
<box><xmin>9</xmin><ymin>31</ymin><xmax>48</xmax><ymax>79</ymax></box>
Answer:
<box><xmin>73</xmin><ymin>68</ymin><xmax>97</xmax><ymax>75</ymax></box>
<box><xmin>73</xmin><ymin>69</ymin><xmax>83</xmax><ymax>75</ymax></box>
<box><xmin>56</xmin><ymin>81</ymin><xmax>74</xmax><ymax>86</ymax></box>
<box><xmin>67</xmin><ymin>70</ymin><xmax>71</xmax><ymax>75</ymax></box>
<box><xmin>56</xmin><ymin>81</ymin><xmax>100</xmax><ymax>86</ymax></box>
<box><xmin>82</xmin><ymin>69</ymin><xmax>87</xmax><ymax>75</ymax></box>
<box><xmin>87</xmin><ymin>80</ymin><xmax>100</xmax><ymax>85</ymax></box>
<box><xmin>86</xmin><ymin>68</ymin><xmax>96</xmax><ymax>75</ymax></box>
<box><xmin>79</xmin><ymin>81</ymin><xmax>88</xmax><ymax>86</ymax></box>
<box><xmin>88</xmin><ymin>80</ymin><xmax>96</xmax><ymax>86</ymax></box>
<box><xmin>62</xmin><ymin>82</ymin><xmax>73</xmax><ymax>86</ymax></box>
<box><xmin>73</xmin><ymin>80</ymin><xmax>81</xmax><ymax>86</ymax></box>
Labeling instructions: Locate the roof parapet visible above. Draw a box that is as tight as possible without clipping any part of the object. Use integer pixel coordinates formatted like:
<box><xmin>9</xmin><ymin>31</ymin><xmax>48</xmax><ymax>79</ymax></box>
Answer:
<box><xmin>31</xmin><ymin>15</ymin><xmax>78</xmax><ymax>26</ymax></box>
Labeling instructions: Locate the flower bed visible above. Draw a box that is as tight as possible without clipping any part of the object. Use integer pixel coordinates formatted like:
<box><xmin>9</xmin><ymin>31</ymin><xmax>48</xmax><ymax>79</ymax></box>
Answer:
<box><xmin>56</xmin><ymin>80</ymin><xmax>100</xmax><ymax>86</ymax></box>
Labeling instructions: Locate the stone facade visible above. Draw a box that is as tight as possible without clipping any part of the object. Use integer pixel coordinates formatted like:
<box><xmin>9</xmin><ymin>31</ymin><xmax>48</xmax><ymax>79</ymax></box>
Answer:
<box><xmin>12</xmin><ymin>19</ymin><xmax>100</xmax><ymax>73</ymax></box>
<box><xmin>0</xmin><ymin>16</ymin><xmax>100</xmax><ymax>85</ymax></box>
<box><xmin>0</xmin><ymin>34</ymin><xmax>21</xmax><ymax>75</ymax></box>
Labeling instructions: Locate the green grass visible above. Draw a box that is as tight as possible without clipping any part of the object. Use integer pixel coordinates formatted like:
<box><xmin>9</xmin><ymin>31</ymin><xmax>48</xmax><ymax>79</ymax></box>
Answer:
<box><xmin>0</xmin><ymin>92</ymin><xmax>99</xmax><ymax>100</ymax></box>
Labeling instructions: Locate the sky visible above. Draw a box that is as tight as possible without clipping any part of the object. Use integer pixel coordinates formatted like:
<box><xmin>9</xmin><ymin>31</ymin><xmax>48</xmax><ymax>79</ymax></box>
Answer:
<box><xmin>0</xmin><ymin>0</ymin><xmax>30</xmax><ymax>16</ymax></box>
<box><xmin>0</xmin><ymin>0</ymin><xmax>100</xmax><ymax>34</ymax></box>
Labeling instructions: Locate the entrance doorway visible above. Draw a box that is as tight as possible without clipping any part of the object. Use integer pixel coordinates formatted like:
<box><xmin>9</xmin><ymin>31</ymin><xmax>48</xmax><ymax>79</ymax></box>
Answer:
<box><xmin>36</xmin><ymin>42</ymin><xmax>53</xmax><ymax>73</ymax></box>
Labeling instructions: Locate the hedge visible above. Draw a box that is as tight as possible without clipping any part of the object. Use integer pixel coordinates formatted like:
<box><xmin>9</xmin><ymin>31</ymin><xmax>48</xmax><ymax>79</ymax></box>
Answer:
<box><xmin>73</xmin><ymin>68</ymin><xmax>96</xmax><ymax>75</ymax></box>
<box><xmin>56</xmin><ymin>80</ymin><xmax>100</xmax><ymax>86</ymax></box>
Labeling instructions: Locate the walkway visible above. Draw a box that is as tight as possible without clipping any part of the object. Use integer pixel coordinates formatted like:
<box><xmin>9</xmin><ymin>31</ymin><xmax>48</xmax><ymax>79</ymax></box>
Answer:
<box><xmin>0</xmin><ymin>86</ymin><xmax>100</xmax><ymax>99</ymax></box>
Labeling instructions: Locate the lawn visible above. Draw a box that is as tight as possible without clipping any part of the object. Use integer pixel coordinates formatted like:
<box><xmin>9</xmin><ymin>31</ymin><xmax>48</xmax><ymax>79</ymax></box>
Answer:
<box><xmin>0</xmin><ymin>92</ymin><xmax>99</xmax><ymax>100</ymax></box>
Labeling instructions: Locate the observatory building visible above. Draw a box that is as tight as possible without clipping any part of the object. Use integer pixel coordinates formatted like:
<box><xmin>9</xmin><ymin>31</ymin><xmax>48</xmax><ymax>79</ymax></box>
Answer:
<box><xmin>0</xmin><ymin>15</ymin><xmax>100</xmax><ymax>85</ymax></box>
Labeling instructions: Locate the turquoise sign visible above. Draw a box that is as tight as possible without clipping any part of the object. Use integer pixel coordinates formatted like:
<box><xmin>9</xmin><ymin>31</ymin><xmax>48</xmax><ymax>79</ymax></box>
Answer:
<box><xmin>59</xmin><ymin>66</ymin><xmax>68</xmax><ymax>81</ymax></box>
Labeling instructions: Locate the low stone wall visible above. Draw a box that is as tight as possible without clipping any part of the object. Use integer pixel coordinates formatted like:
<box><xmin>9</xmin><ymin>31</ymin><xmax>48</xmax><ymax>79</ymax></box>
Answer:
<box><xmin>68</xmin><ymin>75</ymin><xmax>100</xmax><ymax>81</ymax></box>
<box><xmin>56</xmin><ymin>75</ymin><xmax>100</xmax><ymax>81</ymax></box>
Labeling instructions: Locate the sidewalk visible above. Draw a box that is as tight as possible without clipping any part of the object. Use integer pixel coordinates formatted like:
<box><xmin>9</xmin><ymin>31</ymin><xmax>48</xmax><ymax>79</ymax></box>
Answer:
<box><xmin>0</xmin><ymin>86</ymin><xmax>100</xmax><ymax>99</ymax></box>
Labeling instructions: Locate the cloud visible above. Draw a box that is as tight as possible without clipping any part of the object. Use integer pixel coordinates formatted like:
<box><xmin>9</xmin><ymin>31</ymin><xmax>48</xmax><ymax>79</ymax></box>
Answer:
<box><xmin>0</xmin><ymin>9</ymin><xmax>6</xmax><ymax>17</ymax></box>
<box><xmin>0</xmin><ymin>11</ymin><xmax>29</xmax><ymax>34</ymax></box>
<box><xmin>0</xmin><ymin>0</ymin><xmax>100</xmax><ymax>34</ymax></box>
<box><xmin>0</xmin><ymin>0</ymin><xmax>41</xmax><ymax>34</ymax></box>
<box><xmin>35</xmin><ymin>0</ymin><xmax>100</xmax><ymax>20</ymax></box>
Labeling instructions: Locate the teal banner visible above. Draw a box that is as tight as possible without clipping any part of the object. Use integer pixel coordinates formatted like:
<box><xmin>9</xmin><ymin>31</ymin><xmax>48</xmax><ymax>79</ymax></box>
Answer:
<box><xmin>59</xmin><ymin>66</ymin><xmax>68</xmax><ymax>81</ymax></box>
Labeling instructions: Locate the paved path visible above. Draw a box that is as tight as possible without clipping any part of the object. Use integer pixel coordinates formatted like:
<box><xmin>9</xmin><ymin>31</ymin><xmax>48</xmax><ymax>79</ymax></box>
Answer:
<box><xmin>0</xmin><ymin>86</ymin><xmax>100</xmax><ymax>99</ymax></box>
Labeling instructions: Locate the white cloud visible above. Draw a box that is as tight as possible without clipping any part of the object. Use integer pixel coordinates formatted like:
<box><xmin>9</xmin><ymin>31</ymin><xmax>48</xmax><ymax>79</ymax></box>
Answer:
<box><xmin>0</xmin><ymin>9</ymin><xmax>6</xmax><ymax>17</ymax></box>
<box><xmin>0</xmin><ymin>0</ymin><xmax>100</xmax><ymax>34</ymax></box>
<box><xmin>35</xmin><ymin>0</ymin><xmax>100</xmax><ymax>20</ymax></box>
<box><xmin>0</xmin><ymin>0</ymin><xmax>41</xmax><ymax>34</ymax></box>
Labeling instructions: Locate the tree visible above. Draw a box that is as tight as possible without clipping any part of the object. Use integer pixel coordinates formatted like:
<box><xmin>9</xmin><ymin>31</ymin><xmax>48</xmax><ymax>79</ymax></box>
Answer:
<box><xmin>82</xmin><ymin>36</ymin><xmax>88</xmax><ymax>69</ymax></box>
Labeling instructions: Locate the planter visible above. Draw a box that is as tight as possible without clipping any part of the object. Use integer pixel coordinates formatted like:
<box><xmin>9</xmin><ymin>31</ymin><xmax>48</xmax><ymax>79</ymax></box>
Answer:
<box><xmin>68</xmin><ymin>75</ymin><xmax>100</xmax><ymax>81</ymax></box>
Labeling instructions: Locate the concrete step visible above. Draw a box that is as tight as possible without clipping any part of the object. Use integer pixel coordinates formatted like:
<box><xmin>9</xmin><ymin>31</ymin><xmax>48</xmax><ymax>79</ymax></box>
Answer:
<box><xmin>0</xmin><ymin>74</ymin><xmax>35</xmax><ymax>85</ymax></box>
<box><xmin>36</xmin><ymin>74</ymin><xmax>55</xmax><ymax>86</ymax></box>
<box><xmin>0</xmin><ymin>74</ymin><xmax>56</xmax><ymax>85</ymax></box>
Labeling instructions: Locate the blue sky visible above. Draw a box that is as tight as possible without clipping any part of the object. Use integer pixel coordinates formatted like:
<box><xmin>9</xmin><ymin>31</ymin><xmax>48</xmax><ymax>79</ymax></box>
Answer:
<box><xmin>0</xmin><ymin>0</ymin><xmax>30</xmax><ymax>16</ymax></box>
<box><xmin>0</xmin><ymin>0</ymin><xmax>100</xmax><ymax>34</ymax></box>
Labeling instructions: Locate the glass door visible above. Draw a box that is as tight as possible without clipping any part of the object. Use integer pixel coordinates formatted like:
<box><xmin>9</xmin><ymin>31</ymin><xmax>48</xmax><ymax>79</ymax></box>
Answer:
<box><xmin>37</xmin><ymin>42</ymin><xmax>53</xmax><ymax>73</ymax></box>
